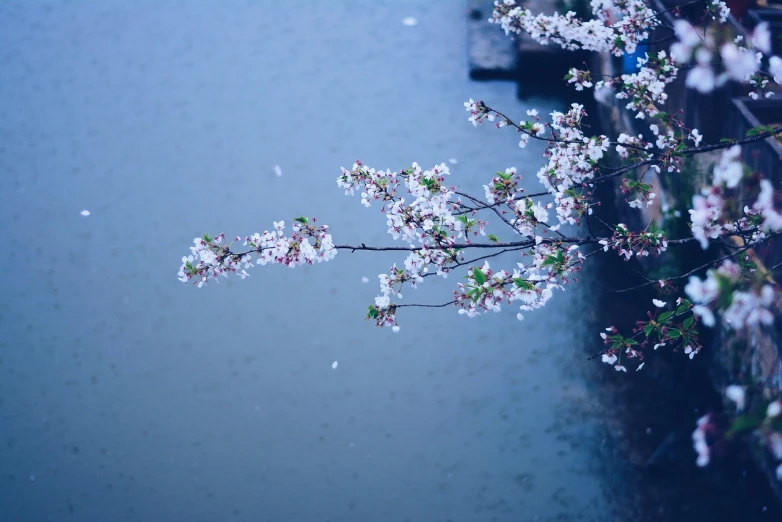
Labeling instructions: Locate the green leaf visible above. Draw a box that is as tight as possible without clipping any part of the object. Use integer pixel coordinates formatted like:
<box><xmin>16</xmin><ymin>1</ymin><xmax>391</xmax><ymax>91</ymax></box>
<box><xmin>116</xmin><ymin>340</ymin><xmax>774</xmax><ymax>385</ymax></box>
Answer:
<box><xmin>202</xmin><ymin>233</ymin><xmax>212</xmax><ymax>242</ymax></box>
<box><xmin>659</xmin><ymin>311</ymin><xmax>674</xmax><ymax>323</ymax></box>
<box><xmin>746</xmin><ymin>125</ymin><xmax>774</xmax><ymax>137</ymax></box>
<box><xmin>625</xmin><ymin>338</ymin><xmax>638</xmax><ymax>345</ymax></box>
<box><xmin>466</xmin><ymin>288</ymin><xmax>484</xmax><ymax>302</ymax></box>
<box><xmin>294</xmin><ymin>216</ymin><xmax>309</xmax><ymax>224</ymax></box>
<box><xmin>727</xmin><ymin>414</ymin><xmax>763</xmax><ymax>436</ymax></box>
<box><xmin>666</xmin><ymin>329</ymin><xmax>681</xmax><ymax>339</ymax></box>
<box><xmin>367</xmin><ymin>306</ymin><xmax>379</xmax><ymax>320</ymax></box>
<box><xmin>473</xmin><ymin>267</ymin><xmax>486</xmax><ymax>285</ymax></box>
<box><xmin>643</xmin><ymin>323</ymin><xmax>654</xmax><ymax>336</ymax></box>
<box><xmin>676</xmin><ymin>301</ymin><xmax>692</xmax><ymax>314</ymax></box>
<box><xmin>682</xmin><ymin>316</ymin><xmax>695</xmax><ymax>330</ymax></box>
<box><xmin>488</xmin><ymin>234</ymin><xmax>499</xmax><ymax>243</ymax></box>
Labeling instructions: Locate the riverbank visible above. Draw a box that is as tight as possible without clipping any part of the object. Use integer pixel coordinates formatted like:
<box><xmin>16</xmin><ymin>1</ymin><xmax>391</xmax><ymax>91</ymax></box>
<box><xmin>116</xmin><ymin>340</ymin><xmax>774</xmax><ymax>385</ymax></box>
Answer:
<box><xmin>465</xmin><ymin>1</ymin><xmax>782</xmax><ymax>518</ymax></box>
<box><xmin>584</xmin><ymin>0</ymin><xmax>782</xmax><ymax>507</ymax></box>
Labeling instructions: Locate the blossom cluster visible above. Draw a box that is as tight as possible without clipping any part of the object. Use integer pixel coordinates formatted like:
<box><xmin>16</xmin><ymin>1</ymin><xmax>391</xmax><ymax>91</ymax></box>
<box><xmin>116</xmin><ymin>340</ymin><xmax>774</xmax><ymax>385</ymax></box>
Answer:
<box><xmin>454</xmin><ymin>243</ymin><xmax>584</xmax><ymax>320</ymax></box>
<box><xmin>483</xmin><ymin>167</ymin><xmax>521</xmax><ymax>204</ymax></box>
<box><xmin>339</xmin><ymin>160</ymin><xmax>480</xmax><ymax>328</ymax></box>
<box><xmin>689</xmin><ymin>186</ymin><xmax>727</xmax><ymax>250</ymax></box>
<box><xmin>598</xmin><ymin>222</ymin><xmax>668</xmax><ymax>259</ymax></box>
<box><xmin>692</xmin><ymin>387</ymin><xmax>782</xmax><ymax>478</ymax></box>
<box><xmin>599</xmin><ymin>297</ymin><xmax>700</xmax><ymax>371</ymax></box>
<box><xmin>685</xmin><ymin>259</ymin><xmax>777</xmax><ymax>328</ymax></box>
<box><xmin>463</xmin><ymin>100</ymin><xmax>605</xmax><ymax>226</ymax></box>
<box><xmin>670</xmin><ymin>18</ymin><xmax>781</xmax><ymax>96</ymax></box>
<box><xmin>688</xmin><ymin>146</ymin><xmax>782</xmax><ymax>250</ymax></box>
<box><xmin>464</xmin><ymin>98</ymin><xmax>494</xmax><ymax>127</ymax></box>
<box><xmin>599</xmin><ymin>325</ymin><xmax>643</xmax><ymax>372</ymax></box>
<box><xmin>512</xmin><ymin>197</ymin><xmax>552</xmax><ymax>236</ymax></box>
<box><xmin>491</xmin><ymin>0</ymin><xmax>659</xmax><ymax>57</ymax></box>
<box><xmin>537</xmin><ymin>104</ymin><xmax>607</xmax><ymax>225</ymax></box>
<box><xmin>178</xmin><ymin>220</ymin><xmax>337</xmax><ymax>287</ymax></box>
<box><xmin>606</xmin><ymin>51</ymin><xmax>678</xmax><ymax>120</ymax></box>
<box><xmin>367</xmin><ymin>293</ymin><xmax>399</xmax><ymax>332</ymax></box>
<box><xmin>754</xmin><ymin>179</ymin><xmax>782</xmax><ymax>232</ymax></box>
<box><xmin>615</xmin><ymin>132</ymin><xmax>651</xmax><ymax>160</ymax></box>
<box><xmin>621</xmin><ymin>176</ymin><xmax>656</xmax><ymax>209</ymax></box>
<box><xmin>338</xmin><ymin>160</ymin><xmax>466</xmax><ymax>245</ymax></box>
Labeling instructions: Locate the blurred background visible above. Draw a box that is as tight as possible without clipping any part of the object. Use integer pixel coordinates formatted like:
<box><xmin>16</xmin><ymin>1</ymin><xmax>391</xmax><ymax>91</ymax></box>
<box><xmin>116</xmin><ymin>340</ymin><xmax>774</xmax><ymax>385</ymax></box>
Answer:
<box><xmin>0</xmin><ymin>2</ymin><xmax>777</xmax><ymax>521</ymax></box>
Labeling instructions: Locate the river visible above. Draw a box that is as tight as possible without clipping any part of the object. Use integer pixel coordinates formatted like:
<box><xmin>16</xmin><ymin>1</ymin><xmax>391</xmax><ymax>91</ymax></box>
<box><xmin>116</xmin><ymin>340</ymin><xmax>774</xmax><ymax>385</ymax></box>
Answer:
<box><xmin>0</xmin><ymin>2</ymin><xmax>678</xmax><ymax>521</ymax></box>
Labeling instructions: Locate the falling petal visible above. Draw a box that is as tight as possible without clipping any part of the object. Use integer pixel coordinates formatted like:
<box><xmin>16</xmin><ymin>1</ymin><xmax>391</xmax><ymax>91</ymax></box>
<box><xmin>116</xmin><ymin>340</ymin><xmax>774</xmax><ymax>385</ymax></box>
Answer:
<box><xmin>331</xmin><ymin>361</ymin><xmax>338</xmax><ymax>369</ymax></box>
<box><xmin>273</xmin><ymin>165</ymin><xmax>282</xmax><ymax>177</ymax></box>
<box><xmin>80</xmin><ymin>210</ymin><xmax>90</xmax><ymax>216</ymax></box>
<box><xmin>402</xmin><ymin>17</ymin><xmax>418</xmax><ymax>26</ymax></box>
<box><xmin>448</xmin><ymin>158</ymin><xmax>458</xmax><ymax>164</ymax></box>
<box><xmin>361</xmin><ymin>276</ymin><xmax>369</xmax><ymax>283</ymax></box>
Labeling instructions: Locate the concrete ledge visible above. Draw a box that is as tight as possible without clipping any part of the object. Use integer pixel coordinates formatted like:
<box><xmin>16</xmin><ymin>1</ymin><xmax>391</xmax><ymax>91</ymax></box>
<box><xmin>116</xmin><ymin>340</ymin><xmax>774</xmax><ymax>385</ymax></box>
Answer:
<box><xmin>467</xmin><ymin>0</ymin><xmax>517</xmax><ymax>80</ymax></box>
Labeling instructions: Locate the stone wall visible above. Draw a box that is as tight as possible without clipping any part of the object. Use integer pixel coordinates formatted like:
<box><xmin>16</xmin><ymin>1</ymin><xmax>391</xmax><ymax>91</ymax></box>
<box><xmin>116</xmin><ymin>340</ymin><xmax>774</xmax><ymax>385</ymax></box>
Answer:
<box><xmin>586</xmin><ymin>0</ymin><xmax>782</xmax><ymax>502</ymax></box>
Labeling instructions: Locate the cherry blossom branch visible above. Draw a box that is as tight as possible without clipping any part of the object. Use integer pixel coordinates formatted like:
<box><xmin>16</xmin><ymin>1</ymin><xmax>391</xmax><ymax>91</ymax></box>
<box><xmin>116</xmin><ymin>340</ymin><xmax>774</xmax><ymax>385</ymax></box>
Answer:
<box><xmin>483</xmin><ymin>103</ymin><xmax>649</xmax><ymax>152</ymax></box>
<box><xmin>590</xmin><ymin>125</ymin><xmax>782</xmax><ymax>185</ymax></box>
<box><xmin>453</xmin><ymin>189</ymin><xmax>518</xmax><ymax>231</ymax></box>
<box><xmin>606</xmin><ymin>231</ymin><xmax>782</xmax><ymax>293</ymax></box>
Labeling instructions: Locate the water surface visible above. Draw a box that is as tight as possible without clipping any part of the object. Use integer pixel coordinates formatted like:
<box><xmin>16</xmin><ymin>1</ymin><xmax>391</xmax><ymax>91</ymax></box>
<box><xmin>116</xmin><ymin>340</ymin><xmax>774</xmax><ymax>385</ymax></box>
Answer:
<box><xmin>1</xmin><ymin>2</ymin><xmax>623</xmax><ymax>521</ymax></box>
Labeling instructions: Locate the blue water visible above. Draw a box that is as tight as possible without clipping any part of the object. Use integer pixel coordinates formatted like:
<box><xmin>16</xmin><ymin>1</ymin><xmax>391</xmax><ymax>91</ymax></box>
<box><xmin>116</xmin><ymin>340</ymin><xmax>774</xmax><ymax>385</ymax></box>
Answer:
<box><xmin>0</xmin><ymin>2</ymin><xmax>622</xmax><ymax>521</ymax></box>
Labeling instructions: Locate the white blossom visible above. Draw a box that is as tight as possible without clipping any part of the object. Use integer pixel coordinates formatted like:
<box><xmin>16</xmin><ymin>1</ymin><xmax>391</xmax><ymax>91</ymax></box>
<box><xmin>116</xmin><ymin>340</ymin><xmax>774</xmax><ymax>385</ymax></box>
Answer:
<box><xmin>712</xmin><ymin>145</ymin><xmax>743</xmax><ymax>188</ymax></box>
<box><xmin>752</xmin><ymin>23</ymin><xmax>771</xmax><ymax>54</ymax></box>
<box><xmin>725</xmin><ymin>385</ymin><xmax>746</xmax><ymax>411</ymax></box>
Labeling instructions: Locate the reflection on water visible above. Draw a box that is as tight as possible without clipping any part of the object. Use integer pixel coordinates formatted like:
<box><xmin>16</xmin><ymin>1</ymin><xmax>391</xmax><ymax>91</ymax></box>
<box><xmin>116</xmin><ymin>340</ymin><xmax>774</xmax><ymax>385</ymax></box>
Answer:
<box><xmin>0</xmin><ymin>2</ymin><xmax>631</xmax><ymax>521</ymax></box>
